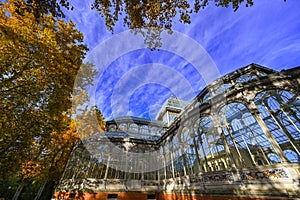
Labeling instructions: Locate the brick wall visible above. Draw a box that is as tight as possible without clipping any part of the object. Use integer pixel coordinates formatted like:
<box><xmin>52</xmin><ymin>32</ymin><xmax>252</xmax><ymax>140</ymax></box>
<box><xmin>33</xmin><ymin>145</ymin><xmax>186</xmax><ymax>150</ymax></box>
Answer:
<box><xmin>53</xmin><ymin>192</ymin><xmax>289</xmax><ymax>200</ymax></box>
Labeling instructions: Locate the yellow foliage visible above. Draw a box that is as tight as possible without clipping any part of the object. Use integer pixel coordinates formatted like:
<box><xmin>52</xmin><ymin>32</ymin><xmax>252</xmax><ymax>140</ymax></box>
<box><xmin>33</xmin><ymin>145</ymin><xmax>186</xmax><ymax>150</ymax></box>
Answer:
<box><xmin>0</xmin><ymin>0</ymin><xmax>91</xmax><ymax>182</ymax></box>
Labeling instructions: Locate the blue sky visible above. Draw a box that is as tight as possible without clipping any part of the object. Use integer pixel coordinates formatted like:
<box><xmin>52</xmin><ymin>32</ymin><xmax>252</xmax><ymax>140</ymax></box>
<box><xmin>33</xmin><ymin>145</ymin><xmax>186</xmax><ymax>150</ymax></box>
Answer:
<box><xmin>66</xmin><ymin>0</ymin><xmax>300</xmax><ymax>120</ymax></box>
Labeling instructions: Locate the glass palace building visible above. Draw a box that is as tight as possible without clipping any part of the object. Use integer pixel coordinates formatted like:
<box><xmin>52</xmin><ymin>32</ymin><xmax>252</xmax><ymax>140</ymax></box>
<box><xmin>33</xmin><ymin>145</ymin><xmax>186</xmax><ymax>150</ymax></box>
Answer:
<box><xmin>54</xmin><ymin>64</ymin><xmax>300</xmax><ymax>200</ymax></box>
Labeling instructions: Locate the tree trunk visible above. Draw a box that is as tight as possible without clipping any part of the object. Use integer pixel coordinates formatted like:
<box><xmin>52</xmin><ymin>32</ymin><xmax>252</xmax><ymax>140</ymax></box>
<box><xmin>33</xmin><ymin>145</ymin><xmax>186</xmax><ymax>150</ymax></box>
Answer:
<box><xmin>34</xmin><ymin>180</ymin><xmax>47</xmax><ymax>200</ymax></box>
<box><xmin>12</xmin><ymin>181</ymin><xmax>26</xmax><ymax>200</ymax></box>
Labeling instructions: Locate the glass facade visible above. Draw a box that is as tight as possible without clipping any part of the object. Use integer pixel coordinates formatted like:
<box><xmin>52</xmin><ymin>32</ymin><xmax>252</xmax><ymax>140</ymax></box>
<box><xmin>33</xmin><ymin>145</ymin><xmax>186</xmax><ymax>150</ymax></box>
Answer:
<box><xmin>56</xmin><ymin>64</ymin><xmax>300</xmax><ymax>198</ymax></box>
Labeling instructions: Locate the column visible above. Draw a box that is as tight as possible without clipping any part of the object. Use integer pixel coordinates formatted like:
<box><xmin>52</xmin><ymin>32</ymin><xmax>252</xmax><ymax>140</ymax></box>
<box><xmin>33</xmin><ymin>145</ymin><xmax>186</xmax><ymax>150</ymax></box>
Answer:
<box><xmin>171</xmin><ymin>147</ymin><xmax>176</xmax><ymax>179</ymax></box>
<box><xmin>104</xmin><ymin>155</ymin><xmax>111</xmax><ymax>180</ymax></box>
<box><xmin>140</xmin><ymin>159</ymin><xmax>144</xmax><ymax>181</ymax></box>
<box><xmin>224</xmin><ymin>124</ymin><xmax>244</xmax><ymax>167</ymax></box>
<box><xmin>198</xmin><ymin>141</ymin><xmax>208</xmax><ymax>171</ymax></box>
<box><xmin>192</xmin><ymin>130</ymin><xmax>203</xmax><ymax>174</ymax></box>
<box><xmin>216</xmin><ymin>126</ymin><xmax>236</xmax><ymax>169</ymax></box>
<box><xmin>211</xmin><ymin>114</ymin><xmax>241</xmax><ymax>181</ymax></box>
<box><xmin>197</xmin><ymin>128</ymin><xmax>210</xmax><ymax>172</ymax></box>
<box><xmin>281</xmin><ymin>107</ymin><xmax>300</xmax><ymax>133</ymax></box>
<box><xmin>124</xmin><ymin>149</ymin><xmax>128</xmax><ymax>180</ymax></box>
<box><xmin>245</xmin><ymin>123</ymin><xmax>270</xmax><ymax>165</ymax></box>
<box><xmin>236</xmin><ymin>125</ymin><xmax>257</xmax><ymax>166</ymax></box>
<box><xmin>163</xmin><ymin>148</ymin><xmax>167</xmax><ymax>180</ymax></box>
<box><xmin>179</xmin><ymin>144</ymin><xmax>188</xmax><ymax>176</ymax></box>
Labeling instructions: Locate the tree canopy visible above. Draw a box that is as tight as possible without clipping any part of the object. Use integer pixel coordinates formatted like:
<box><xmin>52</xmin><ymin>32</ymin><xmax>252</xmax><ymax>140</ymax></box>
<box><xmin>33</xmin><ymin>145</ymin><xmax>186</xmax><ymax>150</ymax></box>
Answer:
<box><xmin>19</xmin><ymin>0</ymin><xmax>258</xmax><ymax>31</ymax></box>
<box><xmin>91</xmin><ymin>0</ymin><xmax>256</xmax><ymax>32</ymax></box>
<box><xmin>0</xmin><ymin>0</ymin><xmax>96</xmax><ymax>198</ymax></box>
<box><xmin>16</xmin><ymin>0</ymin><xmax>286</xmax><ymax>48</ymax></box>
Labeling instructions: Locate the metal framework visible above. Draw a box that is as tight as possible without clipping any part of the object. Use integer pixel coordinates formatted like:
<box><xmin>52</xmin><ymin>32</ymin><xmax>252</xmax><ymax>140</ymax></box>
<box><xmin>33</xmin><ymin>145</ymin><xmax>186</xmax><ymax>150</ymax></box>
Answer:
<box><xmin>55</xmin><ymin>64</ymin><xmax>300</xmax><ymax>199</ymax></box>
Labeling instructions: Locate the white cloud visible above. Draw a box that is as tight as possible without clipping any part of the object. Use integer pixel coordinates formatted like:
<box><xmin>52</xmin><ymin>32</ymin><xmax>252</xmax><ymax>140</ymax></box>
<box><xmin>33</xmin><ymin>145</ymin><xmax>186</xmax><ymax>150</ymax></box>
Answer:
<box><xmin>68</xmin><ymin>0</ymin><xmax>300</xmax><ymax>119</ymax></box>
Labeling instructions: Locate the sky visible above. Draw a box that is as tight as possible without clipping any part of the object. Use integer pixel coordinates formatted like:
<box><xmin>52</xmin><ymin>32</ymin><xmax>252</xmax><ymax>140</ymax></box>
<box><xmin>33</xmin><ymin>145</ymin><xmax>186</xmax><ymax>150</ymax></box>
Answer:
<box><xmin>66</xmin><ymin>0</ymin><xmax>300</xmax><ymax>120</ymax></box>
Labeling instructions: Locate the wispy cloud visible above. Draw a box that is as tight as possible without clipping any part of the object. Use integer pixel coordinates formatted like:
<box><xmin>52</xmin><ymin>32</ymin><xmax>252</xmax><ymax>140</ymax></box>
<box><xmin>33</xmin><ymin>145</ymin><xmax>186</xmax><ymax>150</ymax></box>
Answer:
<box><xmin>67</xmin><ymin>0</ymin><xmax>300</xmax><ymax>119</ymax></box>
<box><xmin>172</xmin><ymin>0</ymin><xmax>300</xmax><ymax>74</ymax></box>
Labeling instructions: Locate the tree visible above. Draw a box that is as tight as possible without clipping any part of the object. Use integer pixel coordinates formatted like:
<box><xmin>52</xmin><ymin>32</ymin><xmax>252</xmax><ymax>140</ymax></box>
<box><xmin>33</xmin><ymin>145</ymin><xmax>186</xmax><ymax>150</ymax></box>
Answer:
<box><xmin>0</xmin><ymin>0</ymin><xmax>92</xmax><ymax>198</ymax></box>
<box><xmin>18</xmin><ymin>0</ymin><xmax>259</xmax><ymax>31</ymax></box>
<box><xmin>16</xmin><ymin>0</ymin><xmax>286</xmax><ymax>48</ymax></box>
<box><xmin>20</xmin><ymin>116</ymin><xmax>80</xmax><ymax>199</ymax></box>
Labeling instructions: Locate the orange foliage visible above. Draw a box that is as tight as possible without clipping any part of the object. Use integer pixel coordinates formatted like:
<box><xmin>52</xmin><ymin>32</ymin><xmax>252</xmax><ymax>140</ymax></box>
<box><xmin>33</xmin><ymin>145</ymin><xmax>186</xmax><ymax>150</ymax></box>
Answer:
<box><xmin>20</xmin><ymin>116</ymin><xmax>80</xmax><ymax>181</ymax></box>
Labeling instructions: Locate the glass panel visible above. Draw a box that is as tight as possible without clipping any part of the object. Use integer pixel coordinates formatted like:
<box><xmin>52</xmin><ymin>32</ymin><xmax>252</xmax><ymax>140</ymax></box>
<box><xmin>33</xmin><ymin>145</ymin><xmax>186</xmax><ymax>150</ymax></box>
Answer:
<box><xmin>215</xmin><ymin>84</ymin><xmax>232</xmax><ymax>95</ymax></box>
<box><xmin>267</xmin><ymin>153</ymin><xmax>281</xmax><ymax>164</ymax></box>
<box><xmin>140</xmin><ymin>125</ymin><xmax>148</xmax><ymax>134</ymax></box>
<box><xmin>220</xmin><ymin>102</ymin><xmax>274</xmax><ymax>166</ymax></box>
<box><xmin>284</xmin><ymin>149</ymin><xmax>299</xmax><ymax>163</ymax></box>
<box><xmin>236</xmin><ymin>74</ymin><xmax>258</xmax><ymax>83</ymax></box>
<box><xmin>254</xmin><ymin>89</ymin><xmax>300</xmax><ymax>161</ymax></box>
<box><xmin>129</xmin><ymin>124</ymin><xmax>138</xmax><ymax>133</ymax></box>
<box><xmin>203</xmin><ymin>93</ymin><xmax>211</xmax><ymax>102</ymax></box>
<box><xmin>119</xmin><ymin>123</ymin><xmax>127</xmax><ymax>131</ymax></box>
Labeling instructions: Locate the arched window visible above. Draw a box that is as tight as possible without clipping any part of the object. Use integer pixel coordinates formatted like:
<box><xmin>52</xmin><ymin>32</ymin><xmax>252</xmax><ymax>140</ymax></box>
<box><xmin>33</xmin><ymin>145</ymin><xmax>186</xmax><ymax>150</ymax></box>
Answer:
<box><xmin>180</xmin><ymin>128</ymin><xmax>196</xmax><ymax>175</ymax></box>
<box><xmin>198</xmin><ymin>117</ymin><xmax>214</xmax><ymax>158</ymax></box>
<box><xmin>220</xmin><ymin>102</ymin><xmax>274</xmax><ymax>167</ymax></box>
<box><xmin>129</xmin><ymin>124</ymin><xmax>138</xmax><ymax>133</ymax></box>
<box><xmin>119</xmin><ymin>123</ymin><xmax>127</xmax><ymax>131</ymax></box>
<box><xmin>109</xmin><ymin>125</ymin><xmax>116</xmax><ymax>131</ymax></box>
<box><xmin>140</xmin><ymin>125</ymin><xmax>148</xmax><ymax>134</ymax></box>
<box><xmin>194</xmin><ymin>116</ymin><xmax>226</xmax><ymax>172</ymax></box>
